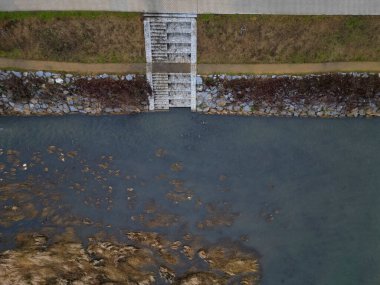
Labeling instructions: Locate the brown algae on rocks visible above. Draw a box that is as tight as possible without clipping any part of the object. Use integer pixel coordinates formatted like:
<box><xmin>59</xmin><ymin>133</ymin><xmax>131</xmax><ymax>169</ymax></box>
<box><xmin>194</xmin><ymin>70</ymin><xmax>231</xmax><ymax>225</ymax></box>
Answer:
<box><xmin>0</xmin><ymin>230</ymin><xmax>261</xmax><ymax>285</ymax></box>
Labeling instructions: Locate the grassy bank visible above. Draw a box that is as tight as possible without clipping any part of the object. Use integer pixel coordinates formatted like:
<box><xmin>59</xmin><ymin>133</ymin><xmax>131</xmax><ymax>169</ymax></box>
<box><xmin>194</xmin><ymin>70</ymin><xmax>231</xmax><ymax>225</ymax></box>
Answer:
<box><xmin>198</xmin><ymin>15</ymin><xmax>380</xmax><ymax>64</ymax></box>
<box><xmin>1</xmin><ymin>13</ymin><xmax>379</xmax><ymax>65</ymax></box>
<box><xmin>0</xmin><ymin>12</ymin><xmax>145</xmax><ymax>63</ymax></box>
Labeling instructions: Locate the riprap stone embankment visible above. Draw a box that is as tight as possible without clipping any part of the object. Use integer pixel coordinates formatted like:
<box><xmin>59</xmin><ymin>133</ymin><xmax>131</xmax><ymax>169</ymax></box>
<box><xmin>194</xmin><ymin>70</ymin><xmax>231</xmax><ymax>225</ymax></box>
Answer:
<box><xmin>196</xmin><ymin>73</ymin><xmax>380</xmax><ymax>118</ymax></box>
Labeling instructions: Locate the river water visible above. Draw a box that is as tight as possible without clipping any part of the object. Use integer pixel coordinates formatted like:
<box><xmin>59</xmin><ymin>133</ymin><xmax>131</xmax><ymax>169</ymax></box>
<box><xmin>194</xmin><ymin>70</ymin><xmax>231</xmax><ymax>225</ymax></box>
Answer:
<box><xmin>1</xmin><ymin>109</ymin><xmax>380</xmax><ymax>285</ymax></box>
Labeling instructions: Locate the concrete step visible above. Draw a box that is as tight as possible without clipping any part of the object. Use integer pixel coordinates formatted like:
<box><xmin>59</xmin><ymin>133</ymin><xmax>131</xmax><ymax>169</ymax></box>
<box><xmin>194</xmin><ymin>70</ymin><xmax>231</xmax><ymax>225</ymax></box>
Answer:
<box><xmin>154</xmin><ymin>105</ymin><xmax>170</xmax><ymax>110</ymax></box>
<box><xmin>153</xmin><ymin>86</ymin><xmax>168</xmax><ymax>89</ymax></box>
<box><xmin>167</xmin><ymin>54</ymin><xmax>191</xmax><ymax>63</ymax></box>
<box><xmin>150</xmin><ymin>27</ymin><xmax>166</xmax><ymax>31</ymax></box>
<box><xmin>154</xmin><ymin>99</ymin><xmax>169</xmax><ymax>103</ymax></box>
<box><xmin>155</xmin><ymin>104</ymin><xmax>170</xmax><ymax>109</ymax></box>
<box><xmin>153</xmin><ymin>80</ymin><xmax>168</xmax><ymax>84</ymax></box>
<box><xmin>152</xmin><ymin>78</ymin><xmax>168</xmax><ymax>82</ymax></box>
<box><xmin>153</xmin><ymin>83</ymin><xmax>168</xmax><ymax>86</ymax></box>
<box><xmin>149</xmin><ymin>20</ymin><xmax>168</xmax><ymax>23</ymax></box>
<box><xmin>168</xmin><ymin>79</ymin><xmax>191</xmax><ymax>84</ymax></box>
<box><xmin>150</xmin><ymin>23</ymin><xmax>167</xmax><ymax>27</ymax></box>
<box><xmin>151</xmin><ymin>34</ymin><xmax>167</xmax><ymax>37</ymax></box>
<box><xmin>152</xmin><ymin>49</ymin><xmax>168</xmax><ymax>53</ymax></box>
<box><xmin>151</xmin><ymin>46</ymin><xmax>167</xmax><ymax>50</ymax></box>
<box><xmin>151</xmin><ymin>48</ymin><xmax>167</xmax><ymax>52</ymax></box>
<box><xmin>168</xmin><ymin>74</ymin><xmax>191</xmax><ymax>83</ymax></box>
<box><xmin>154</xmin><ymin>100</ymin><xmax>169</xmax><ymax>104</ymax></box>
<box><xmin>152</xmin><ymin>81</ymin><xmax>168</xmax><ymax>84</ymax></box>
<box><xmin>152</xmin><ymin>74</ymin><xmax>168</xmax><ymax>77</ymax></box>
<box><xmin>168</xmin><ymin>83</ymin><xmax>191</xmax><ymax>90</ymax></box>
<box><xmin>167</xmin><ymin>28</ymin><xmax>192</xmax><ymax>34</ymax></box>
<box><xmin>169</xmin><ymin>99</ymin><xmax>191</xmax><ymax>107</ymax></box>
<box><xmin>154</xmin><ymin>88</ymin><xmax>168</xmax><ymax>91</ymax></box>
<box><xmin>152</xmin><ymin>55</ymin><xmax>169</xmax><ymax>59</ymax></box>
<box><xmin>169</xmin><ymin>90</ymin><xmax>192</xmax><ymax>96</ymax></box>
<box><xmin>150</xmin><ymin>25</ymin><xmax>166</xmax><ymax>28</ymax></box>
<box><xmin>153</xmin><ymin>87</ymin><xmax>168</xmax><ymax>91</ymax></box>
<box><xmin>152</xmin><ymin>51</ymin><xmax>168</xmax><ymax>55</ymax></box>
<box><xmin>151</xmin><ymin>29</ymin><xmax>166</xmax><ymax>33</ymax></box>
<box><xmin>167</xmin><ymin>44</ymin><xmax>191</xmax><ymax>53</ymax></box>
<box><xmin>167</xmin><ymin>22</ymin><xmax>191</xmax><ymax>33</ymax></box>
<box><xmin>168</xmin><ymin>94</ymin><xmax>192</xmax><ymax>100</ymax></box>
<box><xmin>151</xmin><ymin>38</ymin><xmax>167</xmax><ymax>41</ymax></box>
<box><xmin>167</xmin><ymin>33</ymin><xmax>191</xmax><ymax>43</ymax></box>
<box><xmin>168</xmin><ymin>77</ymin><xmax>191</xmax><ymax>82</ymax></box>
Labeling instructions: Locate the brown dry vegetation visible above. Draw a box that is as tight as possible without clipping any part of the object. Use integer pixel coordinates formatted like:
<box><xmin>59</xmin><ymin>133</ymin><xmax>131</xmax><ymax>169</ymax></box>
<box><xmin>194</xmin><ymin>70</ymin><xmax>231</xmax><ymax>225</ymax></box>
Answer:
<box><xmin>210</xmin><ymin>74</ymin><xmax>380</xmax><ymax>110</ymax></box>
<box><xmin>0</xmin><ymin>12</ymin><xmax>145</xmax><ymax>63</ymax></box>
<box><xmin>198</xmin><ymin>15</ymin><xmax>380</xmax><ymax>64</ymax></box>
<box><xmin>74</xmin><ymin>77</ymin><xmax>151</xmax><ymax>107</ymax></box>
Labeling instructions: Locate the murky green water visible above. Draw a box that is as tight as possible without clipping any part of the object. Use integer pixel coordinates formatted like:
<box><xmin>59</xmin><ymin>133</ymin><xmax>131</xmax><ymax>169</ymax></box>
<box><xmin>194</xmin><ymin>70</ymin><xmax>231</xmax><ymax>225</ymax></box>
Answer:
<box><xmin>1</xmin><ymin>110</ymin><xmax>380</xmax><ymax>285</ymax></box>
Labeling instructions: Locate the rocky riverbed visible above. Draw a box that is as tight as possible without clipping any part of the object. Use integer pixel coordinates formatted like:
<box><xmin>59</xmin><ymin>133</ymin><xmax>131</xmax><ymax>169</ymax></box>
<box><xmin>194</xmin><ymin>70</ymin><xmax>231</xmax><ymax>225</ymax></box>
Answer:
<box><xmin>196</xmin><ymin>73</ymin><xmax>380</xmax><ymax>118</ymax></box>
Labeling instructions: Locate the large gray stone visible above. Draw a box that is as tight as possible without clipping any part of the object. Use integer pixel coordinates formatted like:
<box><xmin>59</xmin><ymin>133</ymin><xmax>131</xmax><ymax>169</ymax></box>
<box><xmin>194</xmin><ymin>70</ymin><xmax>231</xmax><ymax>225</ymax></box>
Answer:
<box><xmin>14</xmin><ymin>104</ymin><xmax>24</xmax><ymax>112</ymax></box>
<box><xmin>242</xmin><ymin>105</ymin><xmax>251</xmax><ymax>113</ymax></box>
<box><xmin>12</xmin><ymin>71</ymin><xmax>22</xmax><ymax>78</ymax></box>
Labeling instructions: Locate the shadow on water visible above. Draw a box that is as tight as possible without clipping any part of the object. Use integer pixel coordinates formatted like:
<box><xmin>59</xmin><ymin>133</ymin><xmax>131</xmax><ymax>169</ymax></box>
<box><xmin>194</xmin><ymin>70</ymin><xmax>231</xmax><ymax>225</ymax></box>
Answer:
<box><xmin>1</xmin><ymin>109</ymin><xmax>380</xmax><ymax>285</ymax></box>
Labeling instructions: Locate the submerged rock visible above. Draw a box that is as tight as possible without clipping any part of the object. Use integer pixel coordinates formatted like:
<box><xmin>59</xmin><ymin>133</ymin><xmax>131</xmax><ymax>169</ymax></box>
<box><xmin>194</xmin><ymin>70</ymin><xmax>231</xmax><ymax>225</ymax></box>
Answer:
<box><xmin>0</xmin><ymin>234</ymin><xmax>156</xmax><ymax>285</ymax></box>
<box><xmin>177</xmin><ymin>272</ymin><xmax>225</xmax><ymax>285</ymax></box>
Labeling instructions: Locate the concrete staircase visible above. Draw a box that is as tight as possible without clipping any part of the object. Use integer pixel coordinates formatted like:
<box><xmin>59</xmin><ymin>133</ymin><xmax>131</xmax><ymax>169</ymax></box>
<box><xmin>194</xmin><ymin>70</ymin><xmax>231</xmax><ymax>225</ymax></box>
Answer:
<box><xmin>150</xmin><ymin>73</ymin><xmax>193</xmax><ymax>110</ymax></box>
<box><xmin>151</xmin><ymin>73</ymin><xmax>169</xmax><ymax>110</ymax></box>
<box><xmin>144</xmin><ymin>13</ymin><xmax>197</xmax><ymax>111</ymax></box>
<box><xmin>145</xmin><ymin>14</ymin><xmax>196</xmax><ymax>64</ymax></box>
<box><xmin>168</xmin><ymin>73</ymin><xmax>192</xmax><ymax>108</ymax></box>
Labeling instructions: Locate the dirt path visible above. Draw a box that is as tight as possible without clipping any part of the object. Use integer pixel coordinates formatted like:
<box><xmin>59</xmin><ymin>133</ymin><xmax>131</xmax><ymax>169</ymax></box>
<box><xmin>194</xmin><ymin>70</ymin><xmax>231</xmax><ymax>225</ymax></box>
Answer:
<box><xmin>1</xmin><ymin>58</ymin><xmax>379</xmax><ymax>75</ymax></box>
<box><xmin>0</xmin><ymin>58</ymin><xmax>145</xmax><ymax>74</ymax></box>
<box><xmin>198</xmin><ymin>62</ymin><xmax>380</xmax><ymax>75</ymax></box>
